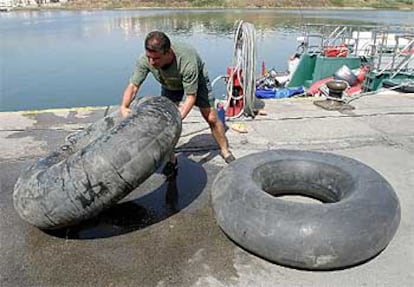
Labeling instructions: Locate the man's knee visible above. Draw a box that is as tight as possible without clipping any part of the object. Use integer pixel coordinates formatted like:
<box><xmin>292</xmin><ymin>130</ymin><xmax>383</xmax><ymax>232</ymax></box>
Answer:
<box><xmin>201</xmin><ymin>108</ymin><xmax>218</xmax><ymax>126</ymax></box>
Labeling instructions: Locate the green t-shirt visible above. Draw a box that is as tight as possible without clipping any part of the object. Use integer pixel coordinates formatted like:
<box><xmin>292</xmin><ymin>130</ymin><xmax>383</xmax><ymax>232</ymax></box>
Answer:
<box><xmin>130</xmin><ymin>42</ymin><xmax>212</xmax><ymax>99</ymax></box>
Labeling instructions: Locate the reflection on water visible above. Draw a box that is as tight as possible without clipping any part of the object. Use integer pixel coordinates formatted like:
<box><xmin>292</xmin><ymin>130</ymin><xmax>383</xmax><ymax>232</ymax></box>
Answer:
<box><xmin>44</xmin><ymin>156</ymin><xmax>206</xmax><ymax>239</ymax></box>
<box><xmin>114</xmin><ymin>10</ymin><xmax>302</xmax><ymax>39</ymax></box>
<box><xmin>1</xmin><ymin>9</ymin><xmax>413</xmax><ymax>112</ymax></box>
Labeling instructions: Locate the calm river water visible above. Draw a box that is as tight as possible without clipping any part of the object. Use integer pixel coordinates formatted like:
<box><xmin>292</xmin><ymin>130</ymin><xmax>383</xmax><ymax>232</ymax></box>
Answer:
<box><xmin>1</xmin><ymin>9</ymin><xmax>413</xmax><ymax>111</ymax></box>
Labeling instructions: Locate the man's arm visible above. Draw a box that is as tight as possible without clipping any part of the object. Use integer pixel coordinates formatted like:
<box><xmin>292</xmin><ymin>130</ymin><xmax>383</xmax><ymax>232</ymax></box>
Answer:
<box><xmin>179</xmin><ymin>94</ymin><xmax>196</xmax><ymax>119</ymax></box>
<box><xmin>120</xmin><ymin>83</ymin><xmax>139</xmax><ymax>118</ymax></box>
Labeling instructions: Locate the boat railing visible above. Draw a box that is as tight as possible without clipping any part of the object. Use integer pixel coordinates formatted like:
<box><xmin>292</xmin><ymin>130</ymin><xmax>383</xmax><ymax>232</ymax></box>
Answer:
<box><xmin>298</xmin><ymin>24</ymin><xmax>414</xmax><ymax>60</ymax></box>
<box><xmin>390</xmin><ymin>54</ymin><xmax>414</xmax><ymax>79</ymax></box>
<box><xmin>374</xmin><ymin>34</ymin><xmax>414</xmax><ymax>77</ymax></box>
<box><xmin>296</xmin><ymin>33</ymin><xmax>323</xmax><ymax>55</ymax></box>
<box><xmin>324</xmin><ymin>26</ymin><xmax>348</xmax><ymax>47</ymax></box>
<box><xmin>301</xmin><ymin>24</ymin><xmax>348</xmax><ymax>48</ymax></box>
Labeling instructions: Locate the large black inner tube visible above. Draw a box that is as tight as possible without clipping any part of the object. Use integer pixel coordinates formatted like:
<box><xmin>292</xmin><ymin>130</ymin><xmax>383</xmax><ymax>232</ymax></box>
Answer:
<box><xmin>212</xmin><ymin>150</ymin><xmax>401</xmax><ymax>270</ymax></box>
<box><xmin>13</xmin><ymin>96</ymin><xmax>182</xmax><ymax>229</ymax></box>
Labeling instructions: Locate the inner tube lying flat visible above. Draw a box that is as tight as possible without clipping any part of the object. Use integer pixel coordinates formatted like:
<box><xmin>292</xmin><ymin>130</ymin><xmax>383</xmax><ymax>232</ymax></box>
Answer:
<box><xmin>13</xmin><ymin>96</ymin><xmax>182</xmax><ymax>229</ymax></box>
<box><xmin>212</xmin><ymin>150</ymin><xmax>400</xmax><ymax>270</ymax></box>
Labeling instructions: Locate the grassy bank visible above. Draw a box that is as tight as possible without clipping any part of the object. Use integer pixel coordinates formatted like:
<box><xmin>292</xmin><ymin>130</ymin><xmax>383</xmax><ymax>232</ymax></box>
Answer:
<box><xmin>63</xmin><ymin>0</ymin><xmax>413</xmax><ymax>10</ymax></box>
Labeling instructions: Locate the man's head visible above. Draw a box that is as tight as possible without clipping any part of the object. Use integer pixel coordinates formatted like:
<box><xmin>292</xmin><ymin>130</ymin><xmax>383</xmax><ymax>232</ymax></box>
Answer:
<box><xmin>144</xmin><ymin>31</ymin><xmax>174</xmax><ymax>69</ymax></box>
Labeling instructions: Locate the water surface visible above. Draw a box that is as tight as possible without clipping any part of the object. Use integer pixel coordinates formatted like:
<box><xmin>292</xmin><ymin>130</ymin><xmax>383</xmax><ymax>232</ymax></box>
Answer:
<box><xmin>1</xmin><ymin>9</ymin><xmax>413</xmax><ymax>111</ymax></box>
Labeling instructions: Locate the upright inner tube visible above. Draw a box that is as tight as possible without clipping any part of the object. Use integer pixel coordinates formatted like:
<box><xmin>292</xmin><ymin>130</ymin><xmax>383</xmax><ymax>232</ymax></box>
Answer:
<box><xmin>13</xmin><ymin>96</ymin><xmax>182</xmax><ymax>229</ymax></box>
<box><xmin>211</xmin><ymin>150</ymin><xmax>401</xmax><ymax>270</ymax></box>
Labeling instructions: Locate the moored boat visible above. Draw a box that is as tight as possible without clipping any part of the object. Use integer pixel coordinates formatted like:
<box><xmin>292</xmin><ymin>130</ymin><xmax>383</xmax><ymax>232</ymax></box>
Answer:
<box><xmin>257</xmin><ymin>24</ymin><xmax>414</xmax><ymax>100</ymax></box>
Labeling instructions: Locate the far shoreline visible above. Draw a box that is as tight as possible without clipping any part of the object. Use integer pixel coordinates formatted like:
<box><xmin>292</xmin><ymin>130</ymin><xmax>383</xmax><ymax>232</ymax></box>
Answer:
<box><xmin>9</xmin><ymin>4</ymin><xmax>414</xmax><ymax>12</ymax></box>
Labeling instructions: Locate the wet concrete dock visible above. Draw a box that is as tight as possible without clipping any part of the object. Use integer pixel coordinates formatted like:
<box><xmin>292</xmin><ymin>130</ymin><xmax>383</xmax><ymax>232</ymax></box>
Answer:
<box><xmin>1</xmin><ymin>93</ymin><xmax>414</xmax><ymax>287</ymax></box>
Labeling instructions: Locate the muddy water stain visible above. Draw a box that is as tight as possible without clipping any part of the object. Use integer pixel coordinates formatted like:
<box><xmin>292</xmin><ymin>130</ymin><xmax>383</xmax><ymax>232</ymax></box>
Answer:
<box><xmin>45</xmin><ymin>156</ymin><xmax>209</xmax><ymax>239</ymax></box>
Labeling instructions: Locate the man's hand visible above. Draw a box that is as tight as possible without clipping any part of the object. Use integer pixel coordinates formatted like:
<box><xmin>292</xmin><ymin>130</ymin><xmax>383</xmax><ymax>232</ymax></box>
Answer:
<box><xmin>179</xmin><ymin>94</ymin><xmax>196</xmax><ymax>119</ymax></box>
<box><xmin>120</xmin><ymin>83</ymin><xmax>139</xmax><ymax>118</ymax></box>
<box><xmin>120</xmin><ymin>106</ymin><xmax>131</xmax><ymax>118</ymax></box>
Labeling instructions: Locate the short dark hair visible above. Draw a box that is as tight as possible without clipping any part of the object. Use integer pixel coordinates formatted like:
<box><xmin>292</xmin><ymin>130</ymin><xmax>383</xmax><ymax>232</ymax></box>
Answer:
<box><xmin>144</xmin><ymin>31</ymin><xmax>171</xmax><ymax>54</ymax></box>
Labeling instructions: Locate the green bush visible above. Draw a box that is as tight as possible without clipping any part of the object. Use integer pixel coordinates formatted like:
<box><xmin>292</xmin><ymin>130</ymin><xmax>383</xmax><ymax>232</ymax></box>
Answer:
<box><xmin>397</xmin><ymin>0</ymin><xmax>413</xmax><ymax>5</ymax></box>
<box><xmin>190</xmin><ymin>0</ymin><xmax>225</xmax><ymax>7</ymax></box>
<box><xmin>330</xmin><ymin>0</ymin><xmax>345</xmax><ymax>6</ymax></box>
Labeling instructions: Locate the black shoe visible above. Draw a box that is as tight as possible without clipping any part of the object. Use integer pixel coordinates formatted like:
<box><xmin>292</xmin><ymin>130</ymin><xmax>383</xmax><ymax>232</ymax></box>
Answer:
<box><xmin>162</xmin><ymin>160</ymin><xmax>178</xmax><ymax>177</ymax></box>
<box><xmin>222</xmin><ymin>152</ymin><xmax>236</xmax><ymax>164</ymax></box>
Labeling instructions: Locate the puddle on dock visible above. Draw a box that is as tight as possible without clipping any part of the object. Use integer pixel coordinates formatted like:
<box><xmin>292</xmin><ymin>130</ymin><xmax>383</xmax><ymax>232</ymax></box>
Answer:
<box><xmin>44</xmin><ymin>156</ymin><xmax>208</xmax><ymax>239</ymax></box>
